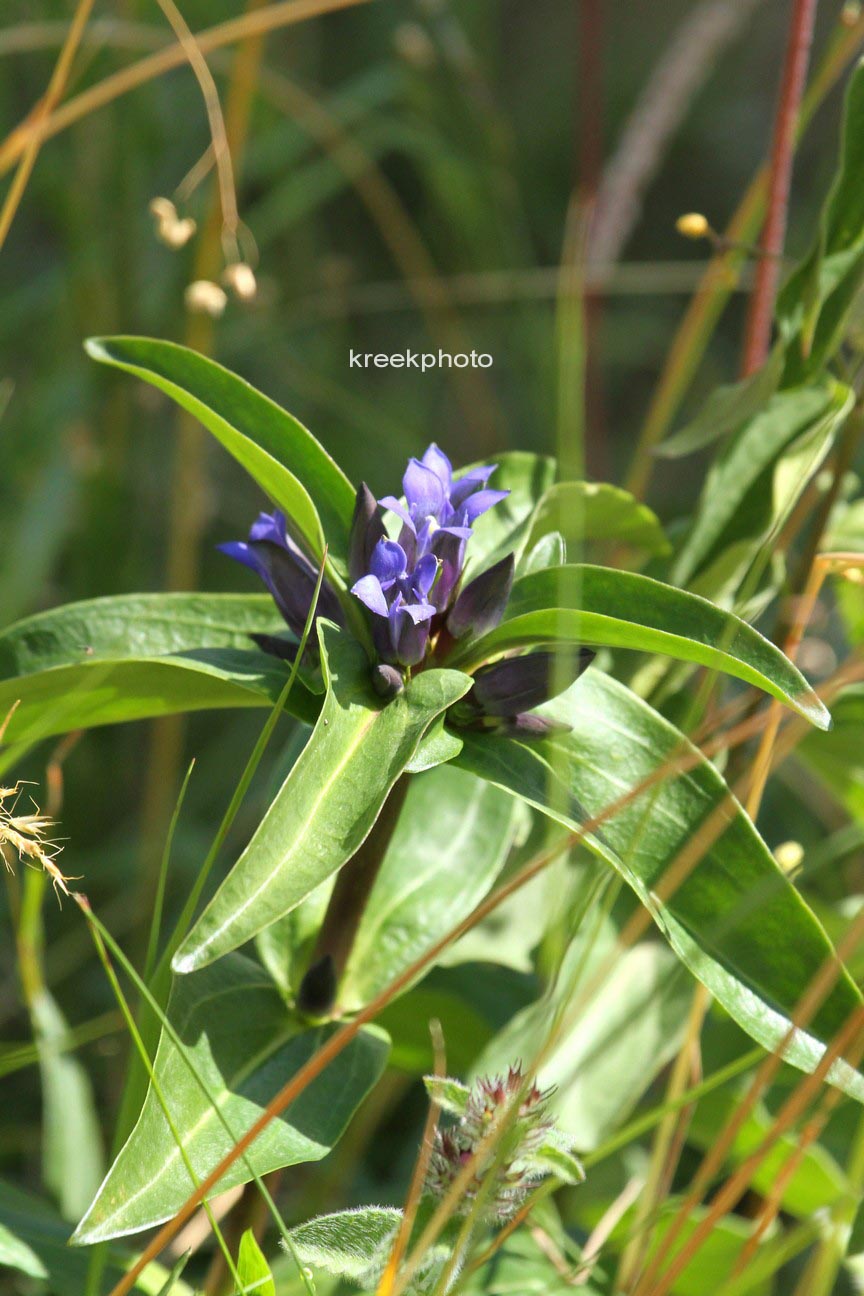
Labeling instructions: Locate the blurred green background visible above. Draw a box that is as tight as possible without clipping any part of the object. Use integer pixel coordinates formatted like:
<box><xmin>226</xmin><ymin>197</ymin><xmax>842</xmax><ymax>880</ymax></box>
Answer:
<box><xmin>0</xmin><ymin>0</ymin><xmax>857</xmax><ymax>1218</ymax></box>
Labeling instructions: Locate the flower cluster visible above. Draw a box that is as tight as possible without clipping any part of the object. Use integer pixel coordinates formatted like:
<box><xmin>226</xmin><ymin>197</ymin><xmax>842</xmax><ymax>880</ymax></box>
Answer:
<box><xmin>425</xmin><ymin>1067</ymin><xmax>557</xmax><ymax>1223</ymax></box>
<box><xmin>220</xmin><ymin>443</ymin><xmax>595</xmax><ymax>732</ymax></box>
<box><xmin>350</xmin><ymin>444</ymin><xmax>508</xmax><ymax>668</ymax></box>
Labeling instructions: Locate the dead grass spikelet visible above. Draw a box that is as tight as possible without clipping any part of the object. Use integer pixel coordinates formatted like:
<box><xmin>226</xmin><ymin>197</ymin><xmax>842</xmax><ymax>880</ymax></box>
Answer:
<box><xmin>0</xmin><ymin>782</ymin><xmax>78</xmax><ymax>901</ymax></box>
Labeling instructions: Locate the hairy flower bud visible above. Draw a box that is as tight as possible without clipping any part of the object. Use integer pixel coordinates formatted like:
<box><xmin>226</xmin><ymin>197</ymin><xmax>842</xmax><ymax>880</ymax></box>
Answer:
<box><xmin>447</xmin><ymin>553</ymin><xmax>514</xmax><ymax>640</ymax></box>
<box><xmin>423</xmin><ymin>1067</ymin><xmax>581</xmax><ymax>1224</ymax></box>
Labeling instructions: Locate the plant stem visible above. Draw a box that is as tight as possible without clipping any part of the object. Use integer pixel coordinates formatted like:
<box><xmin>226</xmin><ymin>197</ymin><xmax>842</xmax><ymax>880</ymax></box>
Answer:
<box><xmin>740</xmin><ymin>0</ymin><xmax>818</xmax><ymax>375</ymax></box>
<box><xmin>298</xmin><ymin>773</ymin><xmax>412</xmax><ymax>1015</ymax></box>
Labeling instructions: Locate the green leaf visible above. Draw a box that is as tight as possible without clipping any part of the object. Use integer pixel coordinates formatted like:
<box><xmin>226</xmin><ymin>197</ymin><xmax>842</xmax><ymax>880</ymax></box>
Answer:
<box><xmin>672</xmin><ymin>381</ymin><xmax>851</xmax><ymax>585</ymax></box>
<box><xmin>799</xmin><ymin>684</ymin><xmax>864</xmax><ymax>823</ymax></box>
<box><xmin>532</xmin><ymin>1135</ymin><xmax>585</xmax><ymax>1186</ymax></box>
<box><xmin>0</xmin><ymin>1219</ymin><xmax>48</xmax><ymax>1279</ymax></box>
<box><xmin>238</xmin><ymin>1229</ymin><xmax>276</xmax><ymax>1296</ymax></box>
<box><xmin>423</xmin><ymin>1075</ymin><xmax>471</xmax><ymax>1117</ymax></box>
<box><xmin>85</xmin><ymin>336</ymin><xmax>356</xmax><ymax>572</ymax></box>
<box><xmin>405</xmin><ymin>716</ymin><xmax>464</xmax><ymax>772</ymax></box>
<box><xmin>455</xmin><ymin>670</ymin><xmax>864</xmax><ymax>1099</ymax></box>
<box><xmin>448</xmin><ymin>564</ymin><xmax>829</xmax><ymax>729</ymax></box>
<box><xmin>0</xmin><ymin>593</ymin><xmax>321</xmax><ymax>744</ymax></box>
<box><xmin>525</xmin><ymin>481</ymin><xmax>670</xmax><ymax>557</ymax></box>
<box><xmin>286</xmin><ymin>1206</ymin><xmax>401</xmax><ymax>1284</ymax></box>
<box><xmin>779</xmin><ymin>62</ymin><xmax>864</xmax><ymax>378</ymax></box>
<box><xmin>473</xmin><ymin>916</ymin><xmax>693</xmax><ymax>1149</ymax></box>
<box><xmin>340</xmin><ymin>766</ymin><xmax>520</xmax><ymax>1008</ymax></box>
<box><xmin>0</xmin><ymin>1180</ymin><xmax>195</xmax><ymax>1295</ymax></box>
<box><xmin>32</xmin><ymin>990</ymin><xmax>104</xmax><ymax>1221</ymax></box>
<box><xmin>463</xmin><ymin>452</ymin><xmax>557</xmax><ymax>575</ymax></box>
<box><xmin>174</xmin><ymin>623</ymin><xmax>471</xmax><ymax>973</ymax></box>
<box><xmin>688</xmin><ymin>1086</ymin><xmax>848</xmax><ymax>1217</ymax></box>
<box><xmin>72</xmin><ymin>954</ymin><xmax>389</xmax><ymax>1243</ymax></box>
<box><xmin>657</xmin><ymin>345</ymin><xmax>784</xmax><ymax>459</ymax></box>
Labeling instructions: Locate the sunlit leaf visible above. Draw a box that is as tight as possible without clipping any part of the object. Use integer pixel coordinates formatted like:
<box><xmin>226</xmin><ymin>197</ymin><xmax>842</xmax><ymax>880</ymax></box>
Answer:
<box><xmin>174</xmin><ymin>623</ymin><xmax>471</xmax><ymax>973</ymax></box>
<box><xmin>72</xmin><ymin>955</ymin><xmax>389</xmax><ymax>1243</ymax></box>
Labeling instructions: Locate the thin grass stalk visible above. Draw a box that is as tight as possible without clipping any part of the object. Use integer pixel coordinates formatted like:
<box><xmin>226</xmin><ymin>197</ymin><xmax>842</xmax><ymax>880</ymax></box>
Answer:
<box><xmin>0</xmin><ymin>0</ymin><xmax>371</xmax><ymax>175</ymax></box>
<box><xmin>740</xmin><ymin>0</ymin><xmax>819</xmax><ymax>375</ymax></box>
<box><xmin>80</xmin><ymin>901</ymin><xmax>245</xmax><ymax>1292</ymax></box>
<box><xmin>624</xmin><ymin>7</ymin><xmax>864</xmax><ymax>498</ymax></box>
<box><xmin>376</xmin><ymin>1022</ymin><xmax>446</xmax><ymax>1296</ymax></box>
<box><xmin>0</xmin><ymin>0</ymin><xmax>94</xmax><ymax>252</ymax></box>
<box><xmin>643</xmin><ymin>1002</ymin><xmax>864</xmax><ymax>1296</ymax></box>
<box><xmin>143</xmin><ymin>760</ymin><xmax>195</xmax><ymax>985</ymax></box>
<box><xmin>630</xmin><ymin>901</ymin><xmax>864</xmax><ymax>1295</ymax></box>
<box><xmin>81</xmin><ymin>903</ymin><xmax>313</xmax><ymax>1295</ymax></box>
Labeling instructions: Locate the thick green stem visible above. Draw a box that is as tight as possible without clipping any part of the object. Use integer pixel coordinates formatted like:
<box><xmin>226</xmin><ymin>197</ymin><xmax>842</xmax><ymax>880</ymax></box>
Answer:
<box><xmin>298</xmin><ymin>774</ymin><xmax>412</xmax><ymax>1016</ymax></box>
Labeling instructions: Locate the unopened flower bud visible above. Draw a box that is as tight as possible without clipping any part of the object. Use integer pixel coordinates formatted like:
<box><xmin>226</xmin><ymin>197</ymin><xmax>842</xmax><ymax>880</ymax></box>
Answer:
<box><xmin>467</xmin><ymin>647</ymin><xmax>594</xmax><ymax>718</ymax></box>
<box><xmin>447</xmin><ymin>553</ymin><xmax>514</xmax><ymax>640</ymax></box>
<box><xmin>676</xmin><ymin>212</ymin><xmax>710</xmax><ymax>241</ymax></box>
<box><xmin>223</xmin><ymin>262</ymin><xmax>257</xmax><ymax>302</ymax></box>
<box><xmin>184</xmin><ymin>279</ymin><xmax>228</xmax><ymax>318</ymax></box>
<box><xmin>371</xmin><ymin>663</ymin><xmax>404</xmax><ymax>699</ymax></box>
<box><xmin>349</xmin><ymin>483</ymin><xmax>387</xmax><ymax>584</ymax></box>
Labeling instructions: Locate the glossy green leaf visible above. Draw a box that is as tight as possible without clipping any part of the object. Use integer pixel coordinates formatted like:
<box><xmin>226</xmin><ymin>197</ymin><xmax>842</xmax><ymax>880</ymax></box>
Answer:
<box><xmin>525</xmin><ymin>481</ymin><xmax>670</xmax><ymax>556</ymax></box>
<box><xmin>779</xmin><ymin>63</ymin><xmax>864</xmax><ymax>379</ymax></box>
<box><xmin>448</xmin><ymin>564</ymin><xmax>829</xmax><ymax>729</ymax></box>
<box><xmin>174</xmin><ymin>624</ymin><xmax>471</xmax><ymax>973</ymax></box>
<box><xmin>238</xmin><ymin>1229</ymin><xmax>276</xmax><ymax>1296</ymax></box>
<box><xmin>657</xmin><ymin>345</ymin><xmax>784</xmax><ymax>458</ymax></box>
<box><xmin>72</xmin><ymin>954</ymin><xmax>389</xmax><ymax>1243</ymax></box>
<box><xmin>672</xmin><ymin>381</ymin><xmax>851</xmax><ymax>585</ymax></box>
<box><xmin>455</xmin><ymin>670</ymin><xmax>864</xmax><ymax>1099</ymax></box>
<box><xmin>32</xmin><ymin>990</ymin><xmax>104</xmax><ymax>1221</ymax></box>
<box><xmin>86</xmin><ymin>336</ymin><xmax>356</xmax><ymax>571</ymax></box>
<box><xmin>463</xmin><ymin>452</ymin><xmax>557</xmax><ymax>576</ymax></box>
<box><xmin>474</xmin><ymin>917</ymin><xmax>692</xmax><ymax>1149</ymax></box>
<box><xmin>340</xmin><ymin>766</ymin><xmax>519</xmax><ymax>1008</ymax></box>
<box><xmin>0</xmin><ymin>593</ymin><xmax>320</xmax><ymax>744</ymax></box>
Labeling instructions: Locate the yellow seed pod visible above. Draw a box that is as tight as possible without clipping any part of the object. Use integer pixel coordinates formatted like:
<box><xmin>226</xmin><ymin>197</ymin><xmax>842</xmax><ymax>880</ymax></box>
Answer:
<box><xmin>774</xmin><ymin>840</ymin><xmax>805</xmax><ymax>874</ymax></box>
<box><xmin>676</xmin><ymin>212</ymin><xmax>710</xmax><ymax>241</ymax></box>
<box><xmin>184</xmin><ymin>279</ymin><xmax>228</xmax><ymax>318</ymax></box>
<box><xmin>223</xmin><ymin>262</ymin><xmax>258</xmax><ymax>302</ymax></box>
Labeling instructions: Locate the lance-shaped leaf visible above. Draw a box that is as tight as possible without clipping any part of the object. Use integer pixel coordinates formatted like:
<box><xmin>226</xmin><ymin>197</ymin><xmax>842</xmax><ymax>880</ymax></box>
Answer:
<box><xmin>72</xmin><ymin>955</ymin><xmax>389</xmax><ymax>1243</ymax></box>
<box><xmin>672</xmin><ymin>381</ymin><xmax>851</xmax><ymax>586</ymax></box>
<box><xmin>174</xmin><ymin>623</ymin><xmax>471</xmax><ymax>973</ymax></box>
<box><xmin>455</xmin><ymin>670</ymin><xmax>864</xmax><ymax>1101</ymax></box>
<box><xmin>0</xmin><ymin>593</ymin><xmax>321</xmax><ymax>745</ymax></box>
<box><xmin>447</xmin><ymin>564</ymin><xmax>829</xmax><ymax>729</ymax></box>
<box><xmin>85</xmin><ymin>336</ymin><xmax>356</xmax><ymax>573</ymax></box>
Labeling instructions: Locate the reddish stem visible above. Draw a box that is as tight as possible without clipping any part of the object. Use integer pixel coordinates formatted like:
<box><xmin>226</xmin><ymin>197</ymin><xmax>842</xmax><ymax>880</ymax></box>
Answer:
<box><xmin>740</xmin><ymin>0</ymin><xmax>818</xmax><ymax>375</ymax></box>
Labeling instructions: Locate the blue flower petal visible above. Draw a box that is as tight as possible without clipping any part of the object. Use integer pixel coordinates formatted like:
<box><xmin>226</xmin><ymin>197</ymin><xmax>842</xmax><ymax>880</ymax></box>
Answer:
<box><xmin>351</xmin><ymin>574</ymin><xmax>390</xmax><ymax>618</ymax></box>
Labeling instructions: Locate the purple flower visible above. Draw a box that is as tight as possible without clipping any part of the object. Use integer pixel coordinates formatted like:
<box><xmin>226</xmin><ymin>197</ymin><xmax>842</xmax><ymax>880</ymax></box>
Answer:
<box><xmin>219</xmin><ymin>510</ymin><xmax>343</xmax><ymax>653</ymax></box>
<box><xmin>351</xmin><ymin>538</ymin><xmax>439</xmax><ymax>667</ymax></box>
<box><xmin>379</xmin><ymin>444</ymin><xmax>508</xmax><ymax>612</ymax></box>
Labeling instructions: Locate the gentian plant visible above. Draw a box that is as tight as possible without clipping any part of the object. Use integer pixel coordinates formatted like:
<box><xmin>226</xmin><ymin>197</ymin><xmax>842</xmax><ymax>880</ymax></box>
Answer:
<box><xmin>5</xmin><ymin>67</ymin><xmax>864</xmax><ymax>1291</ymax></box>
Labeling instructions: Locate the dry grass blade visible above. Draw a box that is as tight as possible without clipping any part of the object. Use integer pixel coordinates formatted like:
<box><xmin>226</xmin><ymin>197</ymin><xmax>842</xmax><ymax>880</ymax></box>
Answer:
<box><xmin>0</xmin><ymin>0</ymin><xmax>94</xmax><ymax>252</ymax></box>
<box><xmin>0</xmin><ymin>0</ymin><xmax>371</xmax><ymax>177</ymax></box>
